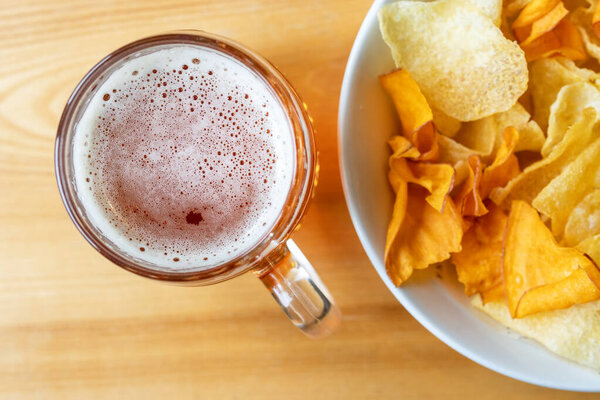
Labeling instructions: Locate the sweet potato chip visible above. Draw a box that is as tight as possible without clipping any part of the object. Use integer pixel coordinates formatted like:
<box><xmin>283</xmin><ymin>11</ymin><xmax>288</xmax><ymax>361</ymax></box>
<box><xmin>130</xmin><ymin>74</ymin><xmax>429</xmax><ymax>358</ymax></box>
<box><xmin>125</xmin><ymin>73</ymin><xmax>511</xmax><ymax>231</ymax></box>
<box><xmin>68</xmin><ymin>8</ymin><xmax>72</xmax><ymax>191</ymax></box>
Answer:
<box><xmin>543</xmin><ymin>82</ymin><xmax>600</xmax><ymax>157</ymax></box>
<box><xmin>506</xmin><ymin>0</ymin><xmax>535</xmax><ymax>18</ymax></box>
<box><xmin>594</xmin><ymin>1</ymin><xmax>600</xmax><ymax>37</ymax></box>
<box><xmin>378</xmin><ymin>0</ymin><xmax>527</xmax><ymax>121</ymax></box>
<box><xmin>389</xmin><ymin>156</ymin><xmax>455</xmax><ymax>212</ymax></box>
<box><xmin>480</xmin><ymin>127</ymin><xmax>521</xmax><ymax>199</ymax></box>
<box><xmin>564</xmin><ymin>189</ymin><xmax>600</xmax><ymax>246</ymax></box>
<box><xmin>529</xmin><ymin>57</ymin><xmax>597</xmax><ymax>131</ymax></box>
<box><xmin>454</xmin><ymin>155</ymin><xmax>488</xmax><ymax>217</ymax></box>
<box><xmin>438</xmin><ymin>136</ymin><xmax>486</xmax><ymax>189</ymax></box>
<box><xmin>570</xmin><ymin>3</ymin><xmax>600</xmax><ymax>61</ymax></box>
<box><xmin>480</xmin><ymin>283</ymin><xmax>505</xmax><ymax>304</ymax></box>
<box><xmin>380</xmin><ymin>69</ymin><xmax>439</xmax><ymax>161</ymax></box>
<box><xmin>533</xmin><ymin>137</ymin><xmax>600</xmax><ymax>237</ymax></box>
<box><xmin>514</xmin><ymin>0</ymin><xmax>569</xmax><ymax>45</ymax></box>
<box><xmin>380</xmin><ymin>69</ymin><xmax>432</xmax><ymax>138</ymax></box>
<box><xmin>503</xmin><ymin>201</ymin><xmax>600</xmax><ymax>318</ymax></box>
<box><xmin>519</xmin><ymin>18</ymin><xmax>587</xmax><ymax>62</ymax></box>
<box><xmin>514</xmin><ymin>0</ymin><xmax>562</xmax><ymax>30</ymax></box>
<box><xmin>453</xmin><ymin>205</ymin><xmax>508</xmax><ymax>296</ymax></box>
<box><xmin>385</xmin><ymin>185</ymin><xmax>463</xmax><ymax>286</ymax></box>
<box><xmin>490</xmin><ymin>108</ymin><xmax>600</xmax><ymax>206</ymax></box>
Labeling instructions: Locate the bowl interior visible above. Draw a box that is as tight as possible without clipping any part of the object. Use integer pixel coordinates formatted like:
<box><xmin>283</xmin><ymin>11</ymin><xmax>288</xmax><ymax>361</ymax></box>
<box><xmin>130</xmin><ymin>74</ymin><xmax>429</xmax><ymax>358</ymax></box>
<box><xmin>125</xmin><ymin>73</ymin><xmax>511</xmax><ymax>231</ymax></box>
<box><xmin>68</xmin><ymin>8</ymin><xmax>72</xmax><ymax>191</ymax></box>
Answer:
<box><xmin>338</xmin><ymin>0</ymin><xmax>600</xmax><ymax>391</ymax></box>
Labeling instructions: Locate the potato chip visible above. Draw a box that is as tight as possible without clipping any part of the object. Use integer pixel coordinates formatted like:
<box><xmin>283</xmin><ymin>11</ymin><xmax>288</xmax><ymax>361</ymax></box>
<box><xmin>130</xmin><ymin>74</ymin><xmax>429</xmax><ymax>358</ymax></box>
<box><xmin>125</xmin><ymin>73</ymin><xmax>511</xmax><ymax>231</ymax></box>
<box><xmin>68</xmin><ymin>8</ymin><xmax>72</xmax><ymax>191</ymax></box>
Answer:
<box><xmin>503</xmin><ymin>201</ymin><xmax>600</xmax><ymax>318</ymax></box>
<box><xmin>471</xmin><ymin>0</ymin><xmax>503</xmax><ymax>26</ymax></box>
<box><xmin>564</xmin><ymin>189</ymin><xmax>600</xmax><ymax>246</ymax></box>
<box><xmin>378</xmin><ymin>0</ymin><xmax>528</xmax><ymax>121</ymax></box>
<box><xmin>452</xmin><ymin>118</ymin><xmax>497</xmax><ymax>156</ymax></box>
<box><xmin>385</xmin><ymin>185</ymin><xmax>463</xmax><ymax>286</ymax></box>
<box><xmin>480</xmin><ymin>127</ymin><xmax>521</xmax><ymax>198</ymax></box>
<box><xmin>494</xmin><ymin>103</ymin><xmax>545</xmax><ymax>152</ymax></box>
<box><xmin>432</xmin><ymin>107</ymin><xmax>462</xmax><ymax>137</ymax></box>
<box><xmin>454</xmin><ymin>155</ymin><xmax>487</xmax><ymax>217</ymax></box>
<box><xmin>513</xmin><ymin>0</ymin><xmax>569</xmax><ymax>45</ymax></box>
<box><xmin>529</xmin><ymin>57</ymin><xmax>597</xmax><ymax>131</ymax></box>
<box><xmin>472</xmin><ymin>296</ymin><xmax>600</xmax><ymax>369</ymax></box>
<box><xmin>455</xmin><ymin>102</ymin><xmax>544</xmax><ymax>155</ymax></box>
<box><xmin>533</xmin><ymin>137</ymin><xmax>600</xmax><ymax>237</ymax></box>
<box><xmin>404</xmin><ymin>0</ymin><xmax>502</xmax><ymax>24</ymax></box>
<box><xmin>543</xmin><ymin>82</ymin><xmax>600</xmax><ymax>157</ymax></box>
<box><xmin>490</xmin><ymin>108</ymin><xmax>600</xmax><ymax>206</ymax></box>
<box><xmin>576</xmin><ymin>233</ymin><xmax>600</xmax><ymax>264</ymax></box>
<box><xmin>453</xmin><ymin>205</ymin><xmax>507</xmax><ymax>296</ymax></box>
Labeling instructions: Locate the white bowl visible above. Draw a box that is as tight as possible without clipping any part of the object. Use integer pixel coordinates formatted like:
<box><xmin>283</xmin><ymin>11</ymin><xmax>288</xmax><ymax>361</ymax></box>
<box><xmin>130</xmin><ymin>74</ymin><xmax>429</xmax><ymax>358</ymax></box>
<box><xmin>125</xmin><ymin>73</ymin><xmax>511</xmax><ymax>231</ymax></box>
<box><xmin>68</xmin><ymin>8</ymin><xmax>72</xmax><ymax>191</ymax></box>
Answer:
<box><xmin>338</xmin><ymin>0</ymin><xmax>600</xmax><ymax>391</ymax></box>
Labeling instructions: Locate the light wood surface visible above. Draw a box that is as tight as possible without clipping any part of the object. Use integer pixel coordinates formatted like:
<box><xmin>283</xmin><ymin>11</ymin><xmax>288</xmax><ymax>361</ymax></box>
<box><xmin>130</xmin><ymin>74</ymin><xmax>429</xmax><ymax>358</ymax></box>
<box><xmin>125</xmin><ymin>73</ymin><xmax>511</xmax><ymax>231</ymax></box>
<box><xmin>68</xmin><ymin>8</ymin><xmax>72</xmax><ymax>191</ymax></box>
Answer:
<box><xmin>0</xmin><ymin>1</ymin><xmax>596</xmax><ymax>398</ymax></box>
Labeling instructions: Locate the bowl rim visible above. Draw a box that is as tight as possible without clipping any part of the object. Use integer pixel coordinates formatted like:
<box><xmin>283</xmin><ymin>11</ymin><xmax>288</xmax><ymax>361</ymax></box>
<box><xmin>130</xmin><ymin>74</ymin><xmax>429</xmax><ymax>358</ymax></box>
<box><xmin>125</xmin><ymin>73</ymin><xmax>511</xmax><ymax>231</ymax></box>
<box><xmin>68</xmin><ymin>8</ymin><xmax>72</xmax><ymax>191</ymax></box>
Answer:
<box><xmin>337</xmin><ymin>0</ymin><xmax>599</xmax><ymax>392</ymax></box>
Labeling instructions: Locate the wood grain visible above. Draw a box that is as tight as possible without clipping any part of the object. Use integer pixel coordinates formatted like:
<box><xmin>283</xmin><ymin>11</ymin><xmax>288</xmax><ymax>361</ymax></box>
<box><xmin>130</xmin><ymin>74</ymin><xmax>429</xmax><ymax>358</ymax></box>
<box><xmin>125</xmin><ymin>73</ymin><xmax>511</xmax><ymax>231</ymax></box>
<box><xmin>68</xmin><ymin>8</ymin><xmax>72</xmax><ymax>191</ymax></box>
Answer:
<box><xmin>0</xmin><ymin>1</ymin><xmax>596</xmax><ymax>398</ymax></box>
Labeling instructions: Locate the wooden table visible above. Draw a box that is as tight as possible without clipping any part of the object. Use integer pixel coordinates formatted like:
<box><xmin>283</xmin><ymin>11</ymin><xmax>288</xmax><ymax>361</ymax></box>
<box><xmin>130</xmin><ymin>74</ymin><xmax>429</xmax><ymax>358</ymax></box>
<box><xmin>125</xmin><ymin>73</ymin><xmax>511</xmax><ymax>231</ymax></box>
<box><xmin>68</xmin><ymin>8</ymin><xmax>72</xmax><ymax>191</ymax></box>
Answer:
<box><xmin>0</xmin><ymin>1</ymin><xmax>596</xmax><ymax>398</ymax></box>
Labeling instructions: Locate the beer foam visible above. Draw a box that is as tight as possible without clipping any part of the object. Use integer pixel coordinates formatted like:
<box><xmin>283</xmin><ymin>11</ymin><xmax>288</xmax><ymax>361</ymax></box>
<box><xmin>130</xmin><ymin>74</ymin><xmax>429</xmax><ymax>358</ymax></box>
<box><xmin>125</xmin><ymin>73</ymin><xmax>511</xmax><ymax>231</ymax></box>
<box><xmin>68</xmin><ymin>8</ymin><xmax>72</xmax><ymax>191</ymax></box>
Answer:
<box><xmin>73</xmin><ymin>45</ymin><xmax>295</xmax><ymax>270</ymax></box>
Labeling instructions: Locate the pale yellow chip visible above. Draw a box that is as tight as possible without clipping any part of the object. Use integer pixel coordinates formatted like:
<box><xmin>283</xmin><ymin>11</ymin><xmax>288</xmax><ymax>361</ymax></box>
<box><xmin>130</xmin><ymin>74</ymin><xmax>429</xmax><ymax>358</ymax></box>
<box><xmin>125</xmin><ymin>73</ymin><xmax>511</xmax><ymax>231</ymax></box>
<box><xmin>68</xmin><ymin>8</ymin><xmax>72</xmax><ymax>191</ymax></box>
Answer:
<box><xmin>455</xmin><ymin>102</ymin><xmax>545</xmax><ymax>155</ymax></box>
<box><xmin>432</xmin><ymin>107</ymin><xmax>462</xmax><ymax>137</ymax></box>
<box><xmin>472</xmin><ymin>296</ymin><xmax>600</xmax><ymax>370</ymax></box>
<box><xmin>402</xmin><ymin>0</ymin><xmax>502</xmax><ymax>26</ymax></box>
<box><xmin>576</xmin><ymin>233</ymin><xmax>600</xmax><ymax>264</ymax></box>
<box><xmin>529</xmin><ymin>57</ymin><xmax>597</xmax><ymax>132</ymax></box>
<box><xmin>543</xmin><ymin>82</ymin><xmax>600</xmax><ymax>157</ymax></box>
<box><xmin>533</xmin><ymin>137</ymin><xmax>600</xmax><ymax>237</ymax></box>
<box><xmin>438</xmin><ymin>135</ymin><xmax>486</xmax><ymax>188</ymax></box>
<box><xmin>452</xmin><ymin>118</ymin><xmax>497</xmax><ymax>155</ymax></box>
<box><xmin>490</xmin><ymin>107</ymin><xmax>600</xmax><ymax>206</ymax></box>
<box><xmin>496</xmin><ymin>102</ymin><xmax>546</xmax><ymax>152</ymax></box>
<box><xmin>564</xmin><ymin>189</ymin><xmax>600</xmax><ymax>246</ymax></box>
<box><xmin>378</xmin><ymin>0</ymin><xmax>528</xmax><ymax>121</ymax></box>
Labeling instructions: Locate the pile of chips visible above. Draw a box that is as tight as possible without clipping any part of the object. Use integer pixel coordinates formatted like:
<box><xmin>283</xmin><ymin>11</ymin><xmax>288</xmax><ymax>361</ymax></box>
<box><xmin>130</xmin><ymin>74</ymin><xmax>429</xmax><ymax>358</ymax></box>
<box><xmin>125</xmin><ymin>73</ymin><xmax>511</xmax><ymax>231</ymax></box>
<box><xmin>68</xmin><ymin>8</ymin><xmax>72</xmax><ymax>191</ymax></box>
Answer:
<box><xmin>378</xmin><ymin>0</ymin><xmax>600</xmax><ymax>323</ymax></box>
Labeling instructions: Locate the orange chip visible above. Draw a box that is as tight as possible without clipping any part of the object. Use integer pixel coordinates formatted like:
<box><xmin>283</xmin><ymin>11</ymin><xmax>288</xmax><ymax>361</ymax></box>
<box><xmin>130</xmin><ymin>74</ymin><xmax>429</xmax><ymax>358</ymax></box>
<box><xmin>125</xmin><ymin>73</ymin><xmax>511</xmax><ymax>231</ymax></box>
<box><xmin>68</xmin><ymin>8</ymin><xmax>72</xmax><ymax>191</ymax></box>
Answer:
<box><xmin>514</xmin><ymin>0</ymin><xmax>568</xmax><ymax>45</ymax></box>
<box><xmin>380</xmin><ymin>69</ymin><xmax>432</xmax><ymax>137</ymax></box>
<box><xmin>594</xmin><ymin>2</ymin><xmax>600</xmax><ymax>38</ymax></box>
<box><xmin>502</xmin><ymin>201</ymin><xmax>600</xmax><ymax>318</ymax></box>
<box><xmin>388</xmin><ymin>135</ymin><xmax>452</xmax><ymax>211</ymax></box>
<box><xmin>513</xmin><ymin>0</ymin><xmax>561</xmax><ymax>30</ymax></box>
<box><xmin>411</xmin><ymin>120</ymin><xmax>439</xmax><ymax>161</ymax></box>
<box><xmin>390</xmin><ymin>158</ymin><xmax>455</xmax><ymax>212</ymax></box>
<box><xmin>385</xmin><ymin>185</ymin><xmax>463</xmax><ymax>286</ymax></box>
<box><xmin>480</xmin><ymin>127</ymin><xmax>520</xmax><ymax>199</ymax></box>
<box><xmin>380</xmin><ymin>69</ymin><xmax>439</xmax><ymax>161</ymax></box>
<box><xmin>520</xmin><ymin>19</ymin><xmax>587</xmax><ymax>62</ymax></box>
<box><xmin>480</xmin><ymin>284</ymin><xmax>505</xmax><ymax>305</ymax></box>
<box><xmin>453</xmin><ymin>204</ymin><xmax>508</xmax><ymax>296</ymax></box>
<box><xmin>453</xmin><ymin>155</ymin><xmax>487</xmax><ymax>217</ymax></box>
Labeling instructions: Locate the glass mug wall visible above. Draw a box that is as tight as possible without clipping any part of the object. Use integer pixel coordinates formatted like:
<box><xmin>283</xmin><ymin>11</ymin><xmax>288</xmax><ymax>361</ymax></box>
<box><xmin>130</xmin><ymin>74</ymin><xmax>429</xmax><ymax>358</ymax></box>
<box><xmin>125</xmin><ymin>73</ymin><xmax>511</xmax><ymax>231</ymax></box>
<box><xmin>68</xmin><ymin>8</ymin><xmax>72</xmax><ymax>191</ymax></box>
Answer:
<box><xmin>55</xmin><ymin>31</ymin><xmax>340</xmax><ymax>337</ymax></box>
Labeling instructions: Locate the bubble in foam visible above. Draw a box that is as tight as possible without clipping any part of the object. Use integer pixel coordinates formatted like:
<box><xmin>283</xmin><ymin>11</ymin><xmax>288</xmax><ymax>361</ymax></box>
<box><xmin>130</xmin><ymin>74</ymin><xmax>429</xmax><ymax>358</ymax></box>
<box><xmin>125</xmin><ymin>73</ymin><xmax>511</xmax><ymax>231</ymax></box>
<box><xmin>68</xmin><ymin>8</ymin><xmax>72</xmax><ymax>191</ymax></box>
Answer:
<box><xmin>73</xmin><ymin>45</ymin><xmax>295</xmax><ymax>270</ymax></box>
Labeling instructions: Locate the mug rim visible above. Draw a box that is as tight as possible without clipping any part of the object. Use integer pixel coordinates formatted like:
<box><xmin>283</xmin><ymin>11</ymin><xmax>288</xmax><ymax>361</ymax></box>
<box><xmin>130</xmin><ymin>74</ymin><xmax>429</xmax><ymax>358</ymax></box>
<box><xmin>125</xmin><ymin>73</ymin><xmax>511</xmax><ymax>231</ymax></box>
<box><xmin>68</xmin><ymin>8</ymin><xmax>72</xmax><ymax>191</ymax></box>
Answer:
<box><xmin>55</xmin><ymin>31</ymin><xmax>316</xmax><ymax>285</ymax></box>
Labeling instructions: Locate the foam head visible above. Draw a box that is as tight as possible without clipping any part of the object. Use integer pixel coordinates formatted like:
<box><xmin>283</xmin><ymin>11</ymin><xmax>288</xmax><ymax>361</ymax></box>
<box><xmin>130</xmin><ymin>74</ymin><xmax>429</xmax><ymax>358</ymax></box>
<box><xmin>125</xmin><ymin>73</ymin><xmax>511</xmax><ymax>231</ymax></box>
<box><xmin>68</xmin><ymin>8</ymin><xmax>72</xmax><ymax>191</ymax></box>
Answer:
<box><xmin>73</xmin><ymin>45</ymin><xmax>295</xmax><ymax>270</ymax></box>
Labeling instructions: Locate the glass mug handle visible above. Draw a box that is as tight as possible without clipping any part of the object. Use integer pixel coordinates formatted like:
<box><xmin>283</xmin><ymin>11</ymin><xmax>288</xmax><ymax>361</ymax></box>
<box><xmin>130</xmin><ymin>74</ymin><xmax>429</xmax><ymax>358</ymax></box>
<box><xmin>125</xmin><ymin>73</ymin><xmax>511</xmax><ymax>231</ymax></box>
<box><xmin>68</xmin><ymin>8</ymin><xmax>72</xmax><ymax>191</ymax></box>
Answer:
<box><xmin>254</xmin><ymin>239</ymin><xmax>341</xmax><ymax>338</ymax></box>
